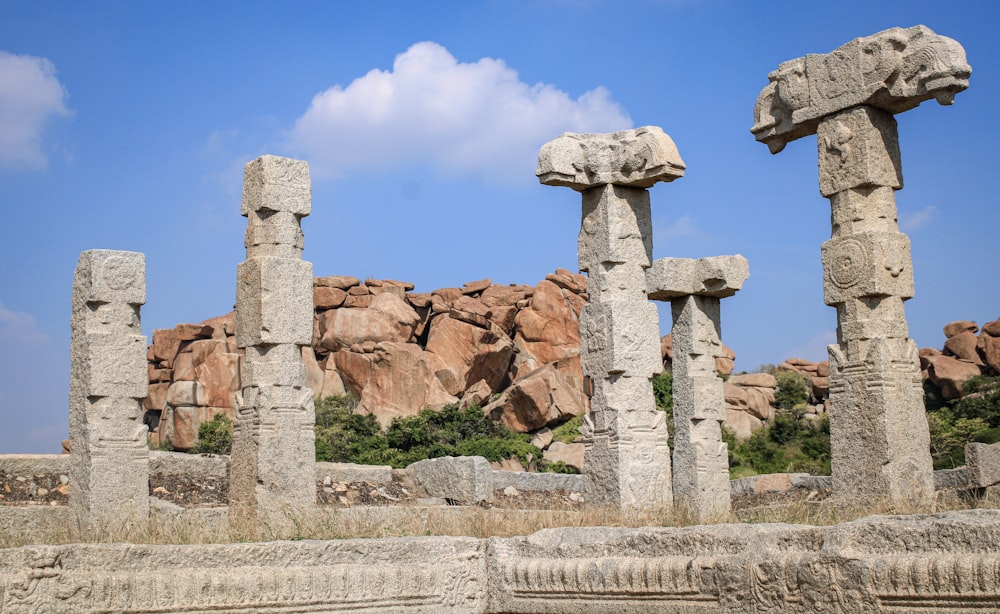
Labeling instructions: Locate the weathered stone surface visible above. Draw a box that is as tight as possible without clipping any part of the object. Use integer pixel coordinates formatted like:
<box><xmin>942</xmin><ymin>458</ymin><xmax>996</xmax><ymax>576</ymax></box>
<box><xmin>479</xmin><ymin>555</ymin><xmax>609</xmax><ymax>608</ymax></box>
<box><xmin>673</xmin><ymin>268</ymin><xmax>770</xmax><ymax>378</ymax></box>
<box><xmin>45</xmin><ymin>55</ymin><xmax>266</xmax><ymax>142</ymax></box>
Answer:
<box><xmin>944</xmin><ymin>330</ymin><xmax>984</xmax><ymax>365</ymax></box>
<box><xmin>510</xmin><ymin>280</ymin><xmax>581</xmax><ymax>381</ymax></box>
<box><xmin>752</xmin><ymin>25</ymin><xmax>971</xmax><ymax>153</ymax></box>
<box><xmin>484</xmin><ymin>364</ymin><xmax>585</xmax><ymax>433</ymax></box>
<box><xmin>70</xmin><ymin>249</ymin><xmax>150</xmax><ymax>526</ymax></box>
<box><xmin>318</xmin><ymin>292</ymin><xmax>419</xmax><ymax>351</ymax></box>
<box><xmin>725</xmin><ymin>407</ymin><xmax>763</xmax><ymax>441</ymax></box>
<box><xmin>543</xmin><ymin>441</ymin><xmax>585</xmax><ymax>472</ymax></box>
<box><xmin>647</xmin><ymin>255</ymin><xmax>749</xmax><ymax>300</ymax></box>
<box><xmin>313</xmin><ymin>285</ymin><xmax>346</xmax><ymax>310</ymax></box>
<box><xmin>966</xmin><ymin>442</ymin><xmax>1000</xmax><ymax>489</ymax></box>
<box><xmin>6</xmin><ymin>511</ymin><xmax>1000</xmax><ymax>612</ymax></box>
<box><xmin>660</xmin><ymin>259</ymin><xmax>747</xmax><ymax>522</ymax></box>
<box><xmin>231</xmin><ymin>155</ymin><xmax>316</xmax><ymax>532</ymax></box>
<box><xmin>334</xmin><ymin>342</ymin><xmax>458</xmax><ymax>427</ymax></box>
<box><xmin>407</xmin><ymin>455</ymin><xmax>493</xmax><ymax>504</ymax></box>
<box><xmin>945</xmin><ymin>320</ymin><xmax>979</xmax><ymax>338</ymax></box>
<box><xmin>426</xmin><ymin>315</ymin><xmax>514</xmax><ymax>395</ymax></box>
<box><xmin>537</xmin><ymin>125</ymin><xmax>685</xmax><ymax>190</ymax></box>
<box><xmin>754</xmin><ymin>29</ymin><xmax>965</xmax><ymax>511</ymax></box>
<box><xmin>925</xmin><ymin>353</ymin><xmax>983</xmax><ymax>400</ymax></box>
<box><xmin>980</xmin><ymin>323</ymin><xmax>1000</xmax><ymax>374</ymax></box>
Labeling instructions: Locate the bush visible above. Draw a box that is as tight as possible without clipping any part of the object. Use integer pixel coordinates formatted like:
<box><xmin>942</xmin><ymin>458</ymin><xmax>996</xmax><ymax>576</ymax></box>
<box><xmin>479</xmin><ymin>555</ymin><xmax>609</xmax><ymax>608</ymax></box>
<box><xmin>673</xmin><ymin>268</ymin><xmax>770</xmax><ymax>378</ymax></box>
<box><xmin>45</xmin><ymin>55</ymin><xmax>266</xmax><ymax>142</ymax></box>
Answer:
<box><xmin>195</xmin><ymin>413</ymin><xmax>233</xmax><ymax>455</ymax></box>
<box><xmin>774</xmin><ymin>369</ymin><xmax>809</xmax><ymax>410</ymax></box>
<box><xmin>313</xmin><ymin>397</ymin><xmax>542</xmax><ymax>469</ymax></box>
<box><xmin>550</xmin><ymin>414</ymin><xmax>585</xmax><ymax>444</ymax></box>
<box><xmin>726</xmin><ymin>412</ymin><xmax>830</xmax><ymax>477</ymax></box>
<box><xmin>923</xmin><ymin>375</ymin><xmax>1000</xmax><ymax>469</ymax></box>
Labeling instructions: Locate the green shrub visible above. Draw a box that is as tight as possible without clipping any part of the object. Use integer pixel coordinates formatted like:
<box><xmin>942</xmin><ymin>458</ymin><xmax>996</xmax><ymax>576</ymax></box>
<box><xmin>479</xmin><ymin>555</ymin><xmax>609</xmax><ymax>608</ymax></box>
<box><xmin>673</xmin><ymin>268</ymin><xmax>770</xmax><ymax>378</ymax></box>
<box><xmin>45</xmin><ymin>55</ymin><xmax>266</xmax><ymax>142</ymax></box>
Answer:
<box><xmin>774</xmin><ymin>369</ymin><xmax>809</xmax><ymax>410</ymax></box>
<box><xmin>550</xmin><ymin>414</ymin><xmax>584</xmax><ymax>444</ymax></box>
<box><xmin>923</xmin><ymin>375</ymin><xmax>1000</xmax><ymax>469</ymax></box>
<box><xmin>538</xmin><ymin>460</ymin><xmax>579</xmax><ymax>474</ymax></box>
<box><xmin>951</xmin><ymin>376</ymin><xmax>1000</xmax><ymax>427</ymax></box>
<box><xmin>313</xmin><ymin>398</ymin><xmax>542</xmax><ymax>469</ymax></box>
<box><xmin>194</xmin><ymin>413</ymin><xmax>233</xmax><ymax>455</ymax></box>
<box><xmin>725</xmin><ymin>412</ymin><xmax>830</xmax><ymax>478</ymax></box>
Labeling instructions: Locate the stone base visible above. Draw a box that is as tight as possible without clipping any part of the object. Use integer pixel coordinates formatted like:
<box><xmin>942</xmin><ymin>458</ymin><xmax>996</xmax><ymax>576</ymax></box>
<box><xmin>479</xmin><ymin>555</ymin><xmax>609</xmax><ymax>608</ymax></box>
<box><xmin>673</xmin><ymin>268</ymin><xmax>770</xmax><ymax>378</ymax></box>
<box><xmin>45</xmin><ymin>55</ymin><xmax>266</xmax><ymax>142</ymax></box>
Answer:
<box><xmin>2</xmin><ymin>510</ymin><xmax>1000</xmax><ymax>612</ymax></box>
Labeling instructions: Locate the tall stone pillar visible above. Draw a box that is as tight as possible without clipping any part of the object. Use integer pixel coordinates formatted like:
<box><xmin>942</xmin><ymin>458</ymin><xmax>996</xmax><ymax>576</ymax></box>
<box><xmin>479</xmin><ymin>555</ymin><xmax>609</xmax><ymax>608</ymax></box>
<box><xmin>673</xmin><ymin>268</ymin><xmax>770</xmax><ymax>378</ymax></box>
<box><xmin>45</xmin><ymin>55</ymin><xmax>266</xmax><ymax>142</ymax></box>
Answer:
<box><xmin>752</xmin><ymin>26</ymin><xmax>971</xmax><ymax>509</ymax></box>
<box><xmin>647</xmin><ymin>256</ymin><xmax>748</xmax><ymax>522</ymax></box>
<box><xmin>537</xmin><ymin>126</ymin><xmax>685</xmax><ymax>512</ymax></box>
<box><xmin>231</xmin><ymin>155</ymin><xmax>317</xmax><ymax>532</ymax></box>
<box><xmin>70</xmin><ymin>250</ymin><xmax>150</xmax><ymax>528</ymax></box>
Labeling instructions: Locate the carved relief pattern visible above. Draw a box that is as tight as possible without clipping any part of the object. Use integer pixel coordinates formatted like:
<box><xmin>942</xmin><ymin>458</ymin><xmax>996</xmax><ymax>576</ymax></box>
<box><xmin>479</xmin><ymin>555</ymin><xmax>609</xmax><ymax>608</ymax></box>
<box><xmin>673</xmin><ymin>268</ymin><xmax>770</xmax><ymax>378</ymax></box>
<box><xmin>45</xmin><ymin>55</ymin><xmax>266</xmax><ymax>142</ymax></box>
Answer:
<box><xmin>827</xmin><ymin>238</ymin><xmax>868</xmax><ymax>289</ymax></box>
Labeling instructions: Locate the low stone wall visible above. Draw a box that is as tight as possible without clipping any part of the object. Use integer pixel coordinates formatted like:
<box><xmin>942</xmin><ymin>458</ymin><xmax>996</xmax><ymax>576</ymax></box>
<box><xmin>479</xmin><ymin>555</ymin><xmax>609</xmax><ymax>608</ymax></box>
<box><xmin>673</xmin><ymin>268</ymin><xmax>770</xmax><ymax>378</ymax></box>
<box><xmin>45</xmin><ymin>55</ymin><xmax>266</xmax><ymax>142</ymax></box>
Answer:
<box><xmin>492</xmin><ymin>470</ymin><xmax>590</xmax><ymax>494</ymax></box>
<box><xmin>2</xmin><ymin>510</ymin><xmax>999</xmax><ymax>612</ymax></box>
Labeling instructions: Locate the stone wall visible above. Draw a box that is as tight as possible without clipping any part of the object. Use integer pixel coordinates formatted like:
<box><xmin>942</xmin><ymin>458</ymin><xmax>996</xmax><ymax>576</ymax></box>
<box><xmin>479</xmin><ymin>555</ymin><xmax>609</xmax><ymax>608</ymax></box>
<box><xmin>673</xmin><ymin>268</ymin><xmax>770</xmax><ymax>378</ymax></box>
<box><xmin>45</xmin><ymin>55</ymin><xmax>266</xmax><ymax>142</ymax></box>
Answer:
<box><xmin>2</xmin><ymin>509</ymin><xmax>1000</xmax><ymax>612</ymax></box>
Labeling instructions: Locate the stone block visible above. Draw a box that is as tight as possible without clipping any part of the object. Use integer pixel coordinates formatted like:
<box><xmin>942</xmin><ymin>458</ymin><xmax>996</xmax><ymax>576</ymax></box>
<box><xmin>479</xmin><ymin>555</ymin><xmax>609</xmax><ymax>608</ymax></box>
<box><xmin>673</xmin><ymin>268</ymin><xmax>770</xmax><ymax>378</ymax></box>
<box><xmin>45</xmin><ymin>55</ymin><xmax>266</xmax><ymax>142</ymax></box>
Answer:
<box><xmin>81</xmin><ymin>334</ymin><xmax>149</xmax><ymax>398</ymax></box>
<box><xmin>752</xmin><ymin>25</ymin><xmax>971</xmax><ymax>153</ymax></box>
<box><xmin>966</xmin><ymin>442</ymin><xmax>1000</xmax><ymax>488</ymax></box>
<box><xmin>407</xmin><ymin>456</ymin><xmax>493</xmax><ymax>504</ymax></box>
<box><xmin>818</xmin><ymin>106</ymin><xmax>902</xmax><ymax>196</ymax></box>
<box><xmin>236</xmin><ymin>258</ymin><xmax>314</xmax><ymax>347</ymax></box>
<box><xmin>647</xmin><ymin>255</ymin><xmax>749</xmax><ymax>300</ymax></box>
<box><xmin>580</xmin><ymin>301</ymin><xmax>661</xmax><ymax>378</ymax></box>
<box><xmin>241</xmin><ymin>155</ymin><xmax>311</xmax><ymax>216</ymax></box>
<box><xmin>578</xmin><ymin>185</ymin><xmax>652</xmax><ymax>272</ymax></box>
<box><xmin>536</xmin><ymin>126</ymin><xmax>685</xmax><ymax>190</ymax></box>
<box><xmin>822</xmin><ymin>232</ymin><xmax>914</xmax><ymax>303</ymax></box>
<box><xmin>166</xmin><ymin>380</ymin><xmax>204</xmax><ymax>407</ymax></box>
<box><xmin>73</xmin><ymin>250</ymin><xmax>146</xmax><ymax>306</ymax></box>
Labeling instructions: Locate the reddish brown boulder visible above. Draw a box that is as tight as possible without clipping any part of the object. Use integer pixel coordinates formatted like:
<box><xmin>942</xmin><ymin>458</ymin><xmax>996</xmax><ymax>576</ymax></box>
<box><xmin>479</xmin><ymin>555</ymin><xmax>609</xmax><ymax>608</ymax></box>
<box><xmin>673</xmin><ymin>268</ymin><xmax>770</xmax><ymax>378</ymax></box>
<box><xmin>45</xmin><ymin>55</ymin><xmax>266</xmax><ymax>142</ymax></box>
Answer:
<box><xmin>510</xmin><ymin>280</ymin><xmax>581</xmax><ymax>381</ymax></box>
<box><xmin>925</xmin><ymin>354</ymin><xmax>983</xmax><ymax>400</ymax></box>
<box><xmin>151</xmin><ymin>328</ymin><xmax>182</xmax><ymax>368</ymax></box>
<box><xmin>314</xmin><ymin>286</ymin><xmax>347</xmax><ymax>310</ymax></box>
<box><xmin>725</xmin><ymin>375</ymin><xmax>776</xmax><ymax>421</ymax></box>
<box><xmin>194</xmin><ymin>347</ymin><xmax>240</xmax><ymax>408</ymax></box>
<box><xmin>979</xmin><ymin>319</ymin><xmax>1000</xmax><ymax>374</ymax></box>
<box><xmin>716</xmin><ymin>344</ymin><xmax>736</xmax><ymax>377</ymax></box>
<box><xmin>944</xmin><ymin>330</ymin><xmax>985</xmax><ymax>366</ymax></box>
<box><xmin>461</xmin><ymin>278</ymin><xmax>492</xmax><ymax>295</ymax></box>
<box><xmin>200</xmin><ymin>312</ymin><xmax>235</xmax><ymax>338</ymax></box>
<box><xmin>660</xmin><ymin>334</ymin><xmax>673</xmax><ymax>364</ymax></box>
<box><xmin>725</xmin><ymin>408</ymin><xmax>763</xmax><ymax>441</ymax></box>
<box><xmin>425</xmin><ymin>314</ymin><xmax>514</xmax><ymax>395</ymax></box>
<box><xmin>144</xmin><ymin>382</ymin><xmax>169</xmax><ymax>411</ymax></box>
<box><xmin>333</xmin><ymin>342</ymin><xmax>457</xmax><ymax>427</ymax></box>
<box><xmin>944</xmin><ymin>320</ymin><xmax>979</xmax><ymax>338</ymax></box>
<box><xmin>315</xmin><ymin>275</ymin><xmax>359</xmax><ymax>289</ymax></box>
<box><xmin>545</xmin><ymin>268</ymin><xmax>587</xmax><ymax>294</ymax></box>
<box><xmin>484</xmin><ymin>364</ymin><xmax>585</xmax><ymax>432</ymax></box>
<box><xmin>319</xmin><ymin>292</ymin><xmax>419</xmax><ymax>351</ymax></box>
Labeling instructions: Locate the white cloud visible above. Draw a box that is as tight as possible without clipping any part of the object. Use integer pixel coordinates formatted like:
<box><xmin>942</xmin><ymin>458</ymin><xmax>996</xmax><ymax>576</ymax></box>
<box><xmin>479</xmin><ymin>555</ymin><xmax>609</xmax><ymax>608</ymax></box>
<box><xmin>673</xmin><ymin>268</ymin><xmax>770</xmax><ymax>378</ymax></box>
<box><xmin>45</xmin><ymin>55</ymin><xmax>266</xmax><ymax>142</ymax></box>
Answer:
<box><xmin>0</xmin><ymin>51</ymin><xmax>72</xmax><ymax>170</ymax></box>
<box><xmin>661</xmin><ymin>215</ymin><xmax>698</xmax><ymax>238</ymax></box>
<box><xmin>290</xmin><ymin>42</ymin><xmax>632</xmax><ymax>184</ymax></box>
<box><xmin>784</xmin><ymin>330</ymin><xmax>837</xmax><ymax>364</ymax></box>
<box><xmin>900</xmin><ymin>205</ymin><xmax>935</xmax><ymax>232</ymax></box>
<box><xmin>0</xmin><ymin>301</ymin><xmax>47</xmax><ymax>344</ymax></box>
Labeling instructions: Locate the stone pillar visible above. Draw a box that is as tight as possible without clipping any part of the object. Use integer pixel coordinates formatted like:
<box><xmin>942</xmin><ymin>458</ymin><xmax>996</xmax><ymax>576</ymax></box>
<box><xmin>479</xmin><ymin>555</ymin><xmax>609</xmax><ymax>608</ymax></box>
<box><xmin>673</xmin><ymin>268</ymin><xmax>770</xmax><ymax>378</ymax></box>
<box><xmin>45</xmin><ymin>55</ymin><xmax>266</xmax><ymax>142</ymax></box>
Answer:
<box><xmin>751</xmin><ymin>26</ymin><xmax>971</xmax><ymax>509</ymax></box>
<box><xmin>537</xmin><ymin>126</ymin><xmax>685</xmax><ymax>512</ymax></box>
<box><xmin>231</xmin><ymin>155</ymin><xmax>316</xmax><ymax>532</ymax></box>
<box><xmin>70</xmin><ymin>250</ymin><xmax>150</xmax><ymax>527</ymax></box>
<box><xmin>647</xmin><ymin>256</ymin><xmax>748</xmax><ymax>522</ymax></box>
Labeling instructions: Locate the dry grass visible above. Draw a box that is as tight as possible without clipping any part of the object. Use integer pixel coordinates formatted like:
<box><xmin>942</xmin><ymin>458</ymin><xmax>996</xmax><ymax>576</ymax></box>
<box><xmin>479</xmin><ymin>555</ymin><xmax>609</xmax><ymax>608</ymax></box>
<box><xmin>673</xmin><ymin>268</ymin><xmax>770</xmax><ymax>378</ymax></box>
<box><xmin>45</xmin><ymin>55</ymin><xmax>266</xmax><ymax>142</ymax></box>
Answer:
<box><xmin>3</xmin><ymin>487</ymin><xmax>998</xmax><ymax>549</ymax></box>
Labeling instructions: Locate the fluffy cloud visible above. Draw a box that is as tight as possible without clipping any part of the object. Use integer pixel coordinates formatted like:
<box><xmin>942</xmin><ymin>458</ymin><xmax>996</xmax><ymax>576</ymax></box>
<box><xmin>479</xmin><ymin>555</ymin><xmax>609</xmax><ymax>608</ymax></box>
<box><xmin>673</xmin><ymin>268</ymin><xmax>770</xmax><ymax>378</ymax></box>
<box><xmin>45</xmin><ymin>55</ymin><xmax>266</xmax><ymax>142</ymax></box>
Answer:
<box><xmin>290</xmin><ymin>42</ymin><xmax>631</xmax><ymax>184</ymax></box>
<box><xmin>0</xmin><ymin>51</ymin><xmax>72</xmax><ymax>169</ymax></box>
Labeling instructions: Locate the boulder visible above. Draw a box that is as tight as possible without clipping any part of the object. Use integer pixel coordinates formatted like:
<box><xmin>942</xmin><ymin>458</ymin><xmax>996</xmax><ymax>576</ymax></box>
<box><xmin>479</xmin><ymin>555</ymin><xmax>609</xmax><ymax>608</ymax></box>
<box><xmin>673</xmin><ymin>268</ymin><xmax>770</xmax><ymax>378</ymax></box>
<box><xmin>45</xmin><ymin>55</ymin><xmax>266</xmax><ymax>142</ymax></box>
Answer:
<box><xmin>163</xmin><ymin>405</ymin><xmax>223</xmax><ymax>451</ymax></box>
<box><xmin>924</xmin><ymin>354</ymin><xmax>983</xmax><ymax>400</ymax></box>
<box><xmin>313</xmin><ymin>286</ymin><xmax>346</xmax><ymax>310</ymax></box>
<box><xmin>425</xmin><ymin>314</ymin><xmax>514</xmax><ymax>395</ymax></box>
<box><xmin>725</xmin><ymin>408</ymin><xmax>763</xmax><ymax>441</ymax></box>
<box><xmin>544</xmin><ymin>268</ymin><xmax>587</xmax><ymax>294</ymax></box>
<box><xmin>460</xmin><ymin>379</ymin><xmax>492</xmax><ymax>409</ymax></box>
<box><xmin>484</xmin><ymin>364</ymin><xmax>585</xmax><ymax>432</ymax></box>
<box><xmin>944</xmin><ymin>320</ymin><xmax>979</xmax><ymax>338</ymax></box>
<box><xmin>728</xmin><ymin>373</ymin><xmax>777</xmax><ymax>389</ymax></box>
<box><xmin>510</xmin><ymin>280</ymin><xmax>581</xmax><ymax>381</ymax></box>
<box><xmin>319</xmin><ymin>292</ymin><xmax>419</xmax><ymax>351</ymax></box>
<box><xmin>194</xmin><ymin>348</ymin><xmax>240</xmax><ymax>408</ymax></box>
<box><xmin>716</xmin><ymin>344</ymin><xmax>736</xmax><ymax>377</ymax></box>
<box><xmin>166</xmin><ymin>381</ymin><xmax>204</xmax><ymax>407</ymax></box>
<box><xmin>314</xmin><ymin>275</ymin><xmax>360</xmax><ymax>289</ymax></box>
<box><xmin>301</xmin><ymin>346</ymin><xmax>324</xmax><ymax>399</ymax></box>
<box><xmin>333</xmin><ymin>342</ymin><xmax>458</xmax><ymax>427</ymax></box>
<box><xmin>979</xmin><ymin>319</ymin><xmax>1000</xmax><ymax>374</ymax></box>
<box><xmin>724</xmin><ymin>379</ymin><xmax>775</xmax><ymax>421</ymax></box>
<box><xmin>543</xmin><ymin>441</ymin><xmax>585</xmax><ymax>472</ymax></box>
<box><xmin>944</xmin><ymin>330</ymin><xmax>984</xmax><ymax>366</ymax></box>
<box><xmin>461</xmin><ymin>278</ymin><xmax>492</xmax><ymax>295</ymax></box>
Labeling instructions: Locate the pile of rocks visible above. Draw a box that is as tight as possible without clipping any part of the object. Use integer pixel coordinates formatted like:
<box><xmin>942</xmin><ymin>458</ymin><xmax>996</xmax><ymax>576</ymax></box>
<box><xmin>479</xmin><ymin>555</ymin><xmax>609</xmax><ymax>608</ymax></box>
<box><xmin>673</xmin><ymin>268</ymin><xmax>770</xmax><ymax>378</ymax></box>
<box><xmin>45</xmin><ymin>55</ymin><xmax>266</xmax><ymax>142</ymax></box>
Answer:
<box><xmin>145</xmin><ymin>270</ymin><xmax>591</xmax><ymax>459</ymax></box>
<box><xmin>921</xmin><ymin>319</ymin><xmax>1000</xmax><ymax>401</ymax></box>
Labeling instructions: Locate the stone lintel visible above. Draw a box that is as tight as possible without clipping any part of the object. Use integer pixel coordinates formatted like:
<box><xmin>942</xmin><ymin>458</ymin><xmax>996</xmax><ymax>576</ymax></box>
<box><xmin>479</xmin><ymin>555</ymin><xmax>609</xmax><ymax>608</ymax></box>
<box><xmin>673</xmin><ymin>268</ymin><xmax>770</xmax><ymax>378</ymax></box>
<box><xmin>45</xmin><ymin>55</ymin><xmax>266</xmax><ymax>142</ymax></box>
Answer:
<box><xmin>242</xmin><ymin>155</ymin><xmax>312</xmax><ymax>217</ymax></box>
<box><xmin>537</xmin><ymin>126</ymin><xmax>685</xmax><ymax>191</ymax></box>
<box><xmin>646</xmin><ymin>255</ymin><xmax>749</xmax><ymax>300</ymax></box>
<box><xmin>752</xmin><ymin>25</ymin><xmax>970</xmax><ymax>153</ymax></box>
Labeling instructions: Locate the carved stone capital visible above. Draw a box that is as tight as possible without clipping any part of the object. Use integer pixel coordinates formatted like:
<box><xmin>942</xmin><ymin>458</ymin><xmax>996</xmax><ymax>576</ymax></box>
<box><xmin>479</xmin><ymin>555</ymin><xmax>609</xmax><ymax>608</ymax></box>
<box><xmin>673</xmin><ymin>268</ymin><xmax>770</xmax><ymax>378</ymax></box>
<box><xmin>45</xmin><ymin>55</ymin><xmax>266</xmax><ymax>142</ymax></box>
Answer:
<box><xmin>646</xmin><ymin>255</ymin><xmax>749</xmax><ymax>300</ymax></box>
<box><xmin>752</xmin><ymin>25</ymin><xmax>970</xmax><ymax>153</ymax></box>
<box><xmin>537</xmin><ymin>126</ymin><xmax>685</xmax><ymax>190</ymax></box>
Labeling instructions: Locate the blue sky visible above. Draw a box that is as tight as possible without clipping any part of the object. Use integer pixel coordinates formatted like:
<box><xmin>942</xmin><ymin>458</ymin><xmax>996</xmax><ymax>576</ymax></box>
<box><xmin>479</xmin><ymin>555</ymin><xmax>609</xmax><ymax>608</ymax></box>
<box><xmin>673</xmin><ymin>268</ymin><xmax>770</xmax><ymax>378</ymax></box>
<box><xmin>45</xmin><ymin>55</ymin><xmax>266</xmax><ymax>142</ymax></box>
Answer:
<box><xmin>1</xmin><ymin>1</ymin><xmax>997</xmax><ymax>453</ymax></box>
